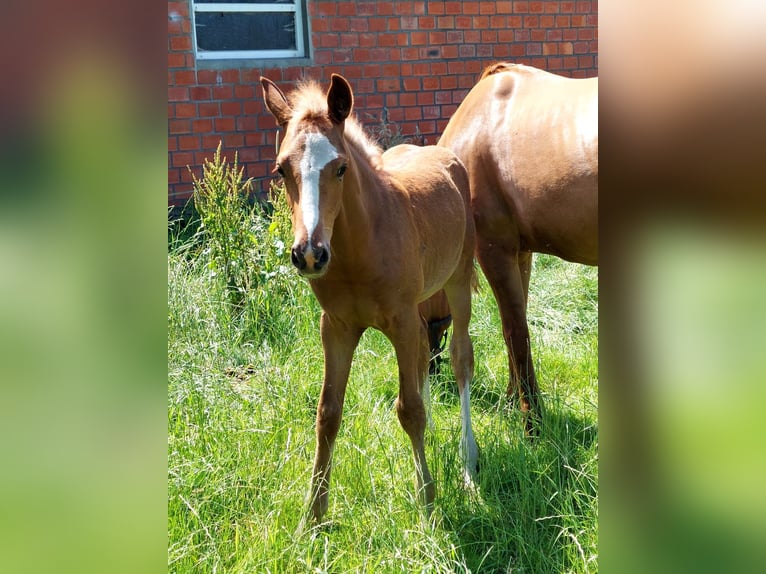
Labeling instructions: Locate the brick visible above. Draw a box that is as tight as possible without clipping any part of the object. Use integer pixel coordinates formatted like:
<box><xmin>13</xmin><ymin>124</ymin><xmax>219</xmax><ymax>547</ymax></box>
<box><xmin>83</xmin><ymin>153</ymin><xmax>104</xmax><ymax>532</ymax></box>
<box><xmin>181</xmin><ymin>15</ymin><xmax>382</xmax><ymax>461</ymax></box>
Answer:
<box><xmin>543</xmin><ymin>42</ymin><xmax>558</xmax><ymax>55</ymax></box>
<box><xmin>420</xmin><ymin>16</ymin><xmax>437</xmax><ymax>29</ymax></box>
<box><xmin>174</xmin><ymin>70</ymin><xmax>195</xmax><ymax>85</ymax></box>
<box><xmin>316</xmin><ymin>2</ymin><xmax>336</xmax><ymax>16</ymax></box>
<box><xmin>192</xmin><ymin>119</ymin><xmax>213</xmax><ymax>133</ymax></box>
<box><xmin>377</xmin><ymin>78</ymin><xmax>400</xmax><ymax>92</ymax></box>
<box><xmin>401</xmin><ymin>16</ymin><xmax>418</xmax><ymax>29</ymax></box>
<box><xmin>423</xmin><ymin>77</ymin><xmax>439</xmax><ymax>90</ymax></box>
<box><xmin>545</xmin><ymin>1</ymin><xmax>560</xmax><ymax>12</ymax></box>
<box><xmin>395</xmin><ymin>2</ymin><xmax>414</xmax><ymax>15</ymax></box>
<box><xmin>221</xmin><ymin>102</ymin><xmax>241</xmax><ymax>116</ymax></box>
<box><xmin>367</xmin><ymin>17</ymin><xmax>387</xmax><ymax>32</ymax></box>
<box><xmin>168</xmin><ymin>87</ymin><xmax>188</xmax><ymax>102</ymax></box>
<box><xmin>213</xmin><ymin>85</ymin><xmax>233</xmax><ymax>100</ymax></box>
<box><xmin>167</xmin><ymin>2</ymin><xmax>189</xmax><ymax>18</ymax></box>
<box><xmin>234</xmin><ymin>85</ymin><xmax>255</xmax><ymax>99</ymax></box>
<box><xmin>350</xmin><ymin>18</ymin><xmax>369</xmax><ymax>32</ymax></box>
<box><xmin>405</xmin><ymin>107</ymin><xmax>422</xmax><ymax>120</ymax></box>
<box><xmin>168</xmin><ymin>53</ymin><xmax>185</xmax><ymax>68</ymax></box>
<box><xmin>573</xmin><ymin>41</ymin><xmax>589</xmax><ymax>53</ymax></box>
<box><xmin>342</xmin><ymin>65</ymin><xmax>364</xmax><ymax>78</ymax></box>
<box><xmin>172</xmin><ymin>152</ymin><xmax>194</xmax><ymax>168</ymax></box>
<box><xmin>223</xmin><ymin>134</ymin><xmax>245</xmax><ymax>149</ymax></box>
<box><xmin>529</xmin><ymin>1</ymin><xmax>543</xmax><ymax>13</ymax></box>
<box><xmin>169</xmin><ymin>119</ymin><xmax>190</xmax><ymax>134</ymax></box>
<box><xmin>445</xmin><ymin>2</ymin><xmax>462</xmax><ymax>15</ymax></box>
<box><xmin>382</xmin><ymin>63</ymin><xmax>401</xmax><ymax>76</ymax></box>
<box><xmin>513</xmin><ymin>2</ymin><xmax>529</xmax><ymax>12</ymax></box>
<box><xmin>429</xmin><ymin>31</ymin><xmax>446</xmax><ymax>44</ymax></box>
<box><xmin>491</xmin><ymin>15</ymin><xmax>507</xmax><ymax>28</ymax></box>
<box><xmin>427</xmin><ymin>2</ymin><xmax>445</xmax><ymax>15</ymax></box>
<box><xmin>198</xmin><ymin>102</ymin><xmax>220</xmax><ymax>117</ymax></box>
<box><xmin>331</xmin><ymin>18</ymin><xmax>350</xmax><ymax>32</ymax></box>
<box><xmin>498</xmin><ymin>29</ymin><xmax>514</xmax><ymax>42</ymax></box>
<box><xmin>436</xmin><ymin>15</ymin><xmax>454</xmax><ymax>29</ymax></box>
<box><xmin>431</xmin><ymin>61</ymin><xmax>447</xmax><ymax>75</ymax></box>
<box><xmin>480</xmin><ymin>2</ymin><xmax>497</xmax><ymax>14</ymax></box>
<box><xmin>169</xmin><ymin>36</ymin><xmax>191</xmax><ymax>51</ymax></box>
<box><xmin>174</xmin><ymin>103</ymin><xmax>196</xmax><ymax>118</ymax></box>
<box><xmin>547</xmin><ymin>29</ymin><xmax>563</xmax><ymax>41</ymax></box>
<box><xmin>178</xmin><ymin>135</ymin><xmax>199</xmax><ymax>150</ymax></box>
<box><xmin>441</xmin><ymin>45</ymin><xmax>459</xmax><ymax>58</ymax></box>
<box><xmin>338</xmin><ymin>1</ymin><xmax>357</xmax><ymax>16</ymax></box>
<box><xmin>497</xmin><ymin>1</ymin><xmax>513</xmax><ymax>13</ymax></box>
<box><xmin>456</xmin><ymin>16</ymin><xmax>471</xmax><ymax>28</ymax></box>
<box><xmin>524</xmin><ymin>15</ymin><xmax>539</xmax><ymax>27</ymax></box>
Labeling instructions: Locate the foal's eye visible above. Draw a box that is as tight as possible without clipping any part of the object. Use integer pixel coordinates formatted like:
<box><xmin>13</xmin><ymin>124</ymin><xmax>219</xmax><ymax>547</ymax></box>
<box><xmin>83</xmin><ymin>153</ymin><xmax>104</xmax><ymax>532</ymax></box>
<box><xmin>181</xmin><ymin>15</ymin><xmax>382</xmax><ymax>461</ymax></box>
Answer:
<box><xmin>336</xmin><ymin>164</ymin><xmax>347</xmax><ymax>178</ymax></box>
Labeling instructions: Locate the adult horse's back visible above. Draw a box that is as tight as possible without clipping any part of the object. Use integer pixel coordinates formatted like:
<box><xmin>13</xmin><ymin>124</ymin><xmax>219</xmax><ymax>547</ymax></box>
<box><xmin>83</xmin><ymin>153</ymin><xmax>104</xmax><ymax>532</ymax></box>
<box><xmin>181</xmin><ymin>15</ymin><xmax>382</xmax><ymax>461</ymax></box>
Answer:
<box><xmin>438</xmin><ymin>63</ymin><xmax>598</xmax><ymax>431</ymax></box>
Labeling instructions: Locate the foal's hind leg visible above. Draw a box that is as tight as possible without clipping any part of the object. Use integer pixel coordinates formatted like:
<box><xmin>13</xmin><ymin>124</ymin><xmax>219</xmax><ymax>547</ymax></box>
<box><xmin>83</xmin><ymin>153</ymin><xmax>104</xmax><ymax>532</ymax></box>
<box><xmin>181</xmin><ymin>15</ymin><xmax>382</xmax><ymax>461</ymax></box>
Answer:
<box><xmin>444</xmin><ymin>264</ymin><xmax>479</xmax><ymax>481</ymax></box>
<box><xmin>309</xmin><ymin>312</ymin><xmax>363</xmax><ymax>522</ymax></box>
<box><xmin>387</xmin><ymin>309</ymin><xmax>435</xmax><ymax>515</ymax></box>
<box><xmin>476</xmin><ymin>237</ymin><xmax>541</xmax><ymax>435</ymax></box>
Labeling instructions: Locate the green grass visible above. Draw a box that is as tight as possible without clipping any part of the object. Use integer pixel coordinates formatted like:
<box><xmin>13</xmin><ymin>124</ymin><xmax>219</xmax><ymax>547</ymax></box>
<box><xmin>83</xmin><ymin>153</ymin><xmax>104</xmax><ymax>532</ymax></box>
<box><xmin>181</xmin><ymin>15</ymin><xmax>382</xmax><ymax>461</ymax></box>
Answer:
<box><xmin>168</xmin><ymin>169</ymin><xmax>598</xmax><ymax>572</ymax></box>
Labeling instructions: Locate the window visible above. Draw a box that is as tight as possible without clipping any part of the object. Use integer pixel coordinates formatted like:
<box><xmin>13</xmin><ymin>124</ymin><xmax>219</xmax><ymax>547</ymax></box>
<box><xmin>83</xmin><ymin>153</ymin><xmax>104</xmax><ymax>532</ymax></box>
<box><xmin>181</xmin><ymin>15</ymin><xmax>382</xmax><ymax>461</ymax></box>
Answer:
<box><xmin>192</xmin><ymin>1</ymin><xmax>308</xmax><ymax>61</ymax></box>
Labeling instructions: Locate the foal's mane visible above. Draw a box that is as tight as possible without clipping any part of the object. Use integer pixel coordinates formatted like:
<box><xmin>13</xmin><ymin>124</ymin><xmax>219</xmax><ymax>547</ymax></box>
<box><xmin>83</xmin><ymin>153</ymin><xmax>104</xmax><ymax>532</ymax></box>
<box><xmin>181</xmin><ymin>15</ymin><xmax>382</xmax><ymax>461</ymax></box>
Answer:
<box><xmin>289</xmin><ymin>80</ymin><xmax>383</xmax><ymax>169</ymax></box>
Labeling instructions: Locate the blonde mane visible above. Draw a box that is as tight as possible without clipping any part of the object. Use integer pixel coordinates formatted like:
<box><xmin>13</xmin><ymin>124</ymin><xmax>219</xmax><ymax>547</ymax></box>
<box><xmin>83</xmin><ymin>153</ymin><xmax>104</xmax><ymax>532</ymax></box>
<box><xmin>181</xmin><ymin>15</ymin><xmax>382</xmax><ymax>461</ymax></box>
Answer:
<box><xmin>289</xmin><ymin>80</ymin><xmax>383</xmax><ymax>168</ymax></box>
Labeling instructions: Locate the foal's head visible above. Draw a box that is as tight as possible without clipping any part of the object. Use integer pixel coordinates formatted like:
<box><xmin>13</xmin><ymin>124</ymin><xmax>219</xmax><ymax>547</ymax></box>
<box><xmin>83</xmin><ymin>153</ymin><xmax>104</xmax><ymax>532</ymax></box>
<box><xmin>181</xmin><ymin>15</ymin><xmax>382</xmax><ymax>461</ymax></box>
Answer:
<box><xmin>260</xmin><ymin>74</ymin><xmax>354</xmax><ymax>278</ymax></box>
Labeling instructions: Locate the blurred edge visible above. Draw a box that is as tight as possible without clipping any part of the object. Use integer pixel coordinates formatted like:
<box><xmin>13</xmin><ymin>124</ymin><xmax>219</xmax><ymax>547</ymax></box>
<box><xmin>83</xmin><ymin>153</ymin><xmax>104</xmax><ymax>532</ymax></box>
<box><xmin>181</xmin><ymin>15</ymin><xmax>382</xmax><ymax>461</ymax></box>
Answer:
<box><xmin>600</xmin><ymin>1</ymin><xmax>766</xmax><ymax>572</ymax></box>
<box><xmin>0</xmin><ymin>0</ymin><xmax>765</xmax><ymax>573</ymax></box>
<box><xmin>0</xmin><ymin>2</ymin><xmax>167</xmax><ymax>574</ymax></box>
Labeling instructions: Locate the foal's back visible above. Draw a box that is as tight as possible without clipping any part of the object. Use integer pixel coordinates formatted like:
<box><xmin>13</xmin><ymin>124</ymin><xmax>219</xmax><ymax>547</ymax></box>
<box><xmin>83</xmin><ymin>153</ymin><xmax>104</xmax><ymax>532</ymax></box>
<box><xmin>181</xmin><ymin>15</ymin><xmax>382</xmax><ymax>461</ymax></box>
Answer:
<box><xmin>382</xmin><ymin>144</ymin><xmax>471</xmax><ymax>299</ymax></box>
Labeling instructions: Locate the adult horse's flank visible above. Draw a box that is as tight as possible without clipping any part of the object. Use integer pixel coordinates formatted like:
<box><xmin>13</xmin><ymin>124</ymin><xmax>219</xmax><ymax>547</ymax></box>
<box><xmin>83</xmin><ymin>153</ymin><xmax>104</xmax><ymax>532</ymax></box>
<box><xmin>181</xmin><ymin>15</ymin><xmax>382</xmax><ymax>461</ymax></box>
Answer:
<box><xmin>439</xmin><ymin>63</ymin><xmax>598</xmax><ymax>432</ymax></box>
<box><xmin>260</xmin><ymin>74</ymin><xmax>478</xmax><ymax>522</ymax></box>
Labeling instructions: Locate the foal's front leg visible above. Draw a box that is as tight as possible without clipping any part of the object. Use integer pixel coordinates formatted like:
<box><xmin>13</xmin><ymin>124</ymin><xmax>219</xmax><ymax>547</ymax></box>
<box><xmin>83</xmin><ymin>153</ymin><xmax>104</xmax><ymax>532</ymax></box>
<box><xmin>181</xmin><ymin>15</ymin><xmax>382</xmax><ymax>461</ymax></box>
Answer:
<box><xmin>309</xmin><ymin>312</ymin><xmax>362</xmax><ymax>522</ymax></box>
<box><xmin>387</xmin><ymin>309</ymin><xmax>435</xmax><ymax>515</ymax></box>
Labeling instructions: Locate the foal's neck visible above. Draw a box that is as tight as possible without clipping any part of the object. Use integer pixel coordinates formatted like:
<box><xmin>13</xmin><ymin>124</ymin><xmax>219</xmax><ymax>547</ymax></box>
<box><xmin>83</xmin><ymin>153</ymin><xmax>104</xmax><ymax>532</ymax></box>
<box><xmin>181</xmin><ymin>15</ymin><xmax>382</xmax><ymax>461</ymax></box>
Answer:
<box><xmin>330</xmin><ymin>130</ymin><xmax>384</xmax><ymax>264</ymax></box>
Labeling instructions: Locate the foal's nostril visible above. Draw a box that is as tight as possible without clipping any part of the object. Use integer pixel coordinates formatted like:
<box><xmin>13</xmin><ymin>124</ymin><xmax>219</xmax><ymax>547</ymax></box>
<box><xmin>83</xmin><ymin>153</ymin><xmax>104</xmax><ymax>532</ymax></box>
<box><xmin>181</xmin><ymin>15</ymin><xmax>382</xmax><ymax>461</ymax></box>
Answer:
<box><xmin>314</xmin><ymin>246</ymin><xmax>330</xmax><ymax>269</ymax></box>
<box><xmin>291</xmin><ymin>246</ymin><xmax>306</xmax><ymax>270</ymax></box>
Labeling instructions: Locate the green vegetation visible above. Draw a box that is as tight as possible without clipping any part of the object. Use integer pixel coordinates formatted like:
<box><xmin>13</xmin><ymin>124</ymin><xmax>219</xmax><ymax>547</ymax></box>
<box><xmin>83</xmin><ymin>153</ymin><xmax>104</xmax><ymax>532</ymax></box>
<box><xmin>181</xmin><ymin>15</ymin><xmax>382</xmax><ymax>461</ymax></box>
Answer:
<box><xmin>168</xmin><ymin>149</ymin><xmax>598</xmax><ymax>573</ymax></box>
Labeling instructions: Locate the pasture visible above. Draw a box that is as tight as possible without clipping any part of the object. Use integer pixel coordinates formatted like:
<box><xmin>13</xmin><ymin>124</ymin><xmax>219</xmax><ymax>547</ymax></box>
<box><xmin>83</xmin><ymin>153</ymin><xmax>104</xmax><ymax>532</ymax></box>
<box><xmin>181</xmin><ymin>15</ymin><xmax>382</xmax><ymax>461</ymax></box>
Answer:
<box><xmin>167</xmin><ymin>154</ymin><xmax>598</xmax><ymax>573</ymax></box>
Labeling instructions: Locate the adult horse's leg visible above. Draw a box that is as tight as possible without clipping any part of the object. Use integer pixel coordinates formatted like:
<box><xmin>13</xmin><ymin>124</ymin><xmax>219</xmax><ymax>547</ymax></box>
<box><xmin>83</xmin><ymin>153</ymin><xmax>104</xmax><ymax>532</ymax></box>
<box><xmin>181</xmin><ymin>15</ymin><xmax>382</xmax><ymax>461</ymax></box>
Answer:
<box><xmin>388</xmin><ymin>309</ymin><xmax>435</xmax><ymax>515</ymax></box>
<box><xmin>443</xmin><ymin>264</ymin><xmax>479</xmax><ymax>480</ymax></box>
<box><xmin>476</xmin><ymin>237</ymin><xmax>541</xmax><ymax>435</ymax></box>
<box><xmin>519</xmin><ymin>251</ymin><xmax>533</xmax><ymax>305</ymax></box>
<box><xmin>309</xmin><ymin>312</ymin><xmax>363</xmax><ymax>522</ymax></box>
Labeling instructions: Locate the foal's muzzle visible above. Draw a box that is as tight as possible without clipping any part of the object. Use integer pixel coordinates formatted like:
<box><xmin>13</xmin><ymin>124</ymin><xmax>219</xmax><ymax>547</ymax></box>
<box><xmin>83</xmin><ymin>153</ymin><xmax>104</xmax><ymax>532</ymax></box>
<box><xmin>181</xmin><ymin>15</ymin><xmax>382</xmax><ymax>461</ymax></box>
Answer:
<box><xmin>291</xmin><ymin>241</ymin><xmax>330</xmax><ymax>277</ymax></box>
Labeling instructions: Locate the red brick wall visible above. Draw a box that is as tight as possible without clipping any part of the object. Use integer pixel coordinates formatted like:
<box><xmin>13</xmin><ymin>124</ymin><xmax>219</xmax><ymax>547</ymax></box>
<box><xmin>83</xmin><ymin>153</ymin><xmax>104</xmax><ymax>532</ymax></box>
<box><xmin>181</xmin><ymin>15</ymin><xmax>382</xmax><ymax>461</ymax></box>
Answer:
<box><xmin>168</xmin><ymin>1</ymin><xmax>598</xmax><ymax>205</ymax></box>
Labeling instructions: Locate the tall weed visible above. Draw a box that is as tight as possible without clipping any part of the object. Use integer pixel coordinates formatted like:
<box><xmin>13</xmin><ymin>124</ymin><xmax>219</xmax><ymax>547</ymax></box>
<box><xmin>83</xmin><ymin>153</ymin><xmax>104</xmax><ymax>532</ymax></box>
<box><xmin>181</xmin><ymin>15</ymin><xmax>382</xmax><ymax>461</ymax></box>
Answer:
<box><xmin>174</xmin><ymin>142</ymin><xmax>313</xmax><ymax>352</ymax></box>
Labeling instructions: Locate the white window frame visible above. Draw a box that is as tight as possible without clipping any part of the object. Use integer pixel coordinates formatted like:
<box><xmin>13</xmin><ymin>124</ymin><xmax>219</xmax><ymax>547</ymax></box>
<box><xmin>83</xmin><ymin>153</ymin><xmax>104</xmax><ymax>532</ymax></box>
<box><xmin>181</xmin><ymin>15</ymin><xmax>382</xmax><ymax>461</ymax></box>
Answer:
<box><xmin>191</xmin><ymin>2</ymin><xmax>307</xmax><ymax>61</ymax></box>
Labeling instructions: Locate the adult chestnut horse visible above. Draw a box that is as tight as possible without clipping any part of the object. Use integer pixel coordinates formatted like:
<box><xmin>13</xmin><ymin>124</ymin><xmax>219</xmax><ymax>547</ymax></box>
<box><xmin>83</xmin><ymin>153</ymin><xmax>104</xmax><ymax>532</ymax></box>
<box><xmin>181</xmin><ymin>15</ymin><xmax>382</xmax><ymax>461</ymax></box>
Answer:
<box><xmin>260</xmin><ymin>74</ymin><xmax>478</xmax><ymax>522</ymax></box>
<box><xmin>438</xmin><ymin>63</ymin><xmax>598</xmax><ymax>432</ymax></box>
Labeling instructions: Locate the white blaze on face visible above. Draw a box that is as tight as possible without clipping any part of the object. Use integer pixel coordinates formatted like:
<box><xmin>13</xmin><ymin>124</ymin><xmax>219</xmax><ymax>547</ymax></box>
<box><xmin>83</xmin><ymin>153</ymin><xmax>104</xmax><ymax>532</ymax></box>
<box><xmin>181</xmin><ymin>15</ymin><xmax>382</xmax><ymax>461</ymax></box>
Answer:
<box><xmin>299</xmin><ymin>133</ymin><xmax>339</xmax><ymax>239</ymax></box>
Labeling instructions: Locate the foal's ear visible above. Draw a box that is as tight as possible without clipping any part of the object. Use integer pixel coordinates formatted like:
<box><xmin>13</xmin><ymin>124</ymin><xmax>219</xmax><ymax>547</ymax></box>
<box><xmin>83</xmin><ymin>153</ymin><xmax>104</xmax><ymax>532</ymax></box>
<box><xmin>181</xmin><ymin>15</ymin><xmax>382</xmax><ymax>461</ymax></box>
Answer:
<box><xmin>260</xmin><ymin>77</ymin><xmax>292</xmax><ymax>126</ymax></box>
<box><xmin>327</xmin><ymin>74</ymin><xmax>353</xmax><ymax>125</ymax></box>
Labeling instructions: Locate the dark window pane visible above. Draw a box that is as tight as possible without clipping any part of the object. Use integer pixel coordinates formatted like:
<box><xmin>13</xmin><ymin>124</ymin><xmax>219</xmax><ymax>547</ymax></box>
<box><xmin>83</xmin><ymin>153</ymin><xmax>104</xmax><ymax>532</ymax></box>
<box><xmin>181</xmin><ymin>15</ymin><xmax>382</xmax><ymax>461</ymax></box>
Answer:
<box><xmin>195</xmin><ymin>12</ymin><xmax>296</xmax><ymax>51</ymax></box>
